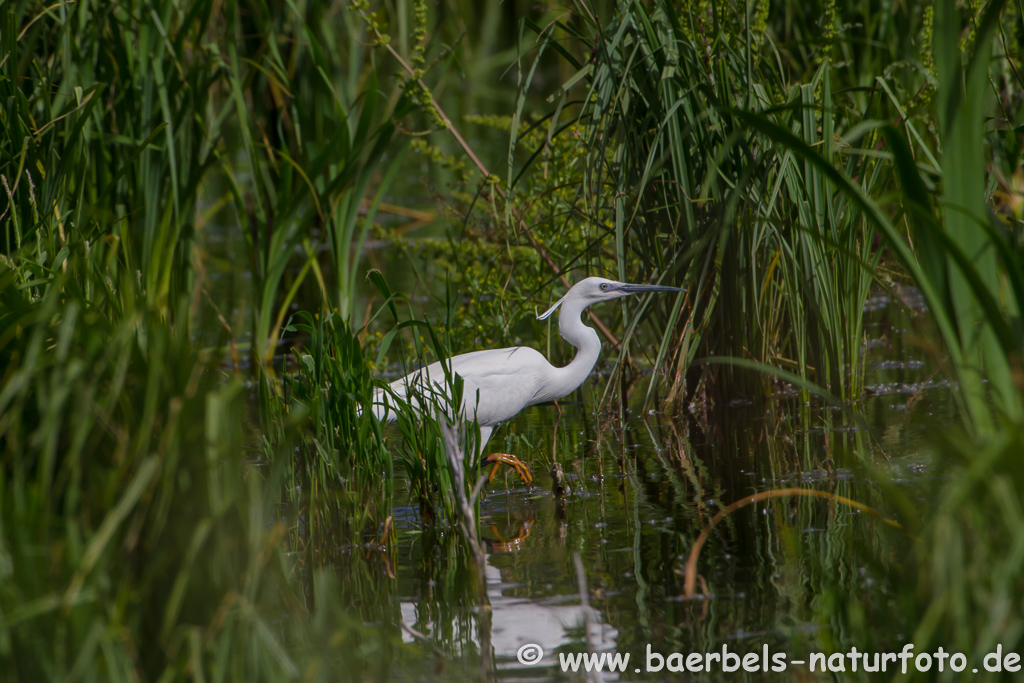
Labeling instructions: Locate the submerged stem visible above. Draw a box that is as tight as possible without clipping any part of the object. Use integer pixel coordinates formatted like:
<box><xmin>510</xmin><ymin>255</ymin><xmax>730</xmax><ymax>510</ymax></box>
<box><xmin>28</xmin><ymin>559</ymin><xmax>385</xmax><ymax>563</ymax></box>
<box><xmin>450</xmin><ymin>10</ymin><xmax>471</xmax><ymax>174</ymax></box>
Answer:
<box><xmin>683</xmin><ymin>487</ymin><xmax>907</xmax><ymax>597</ymax></box>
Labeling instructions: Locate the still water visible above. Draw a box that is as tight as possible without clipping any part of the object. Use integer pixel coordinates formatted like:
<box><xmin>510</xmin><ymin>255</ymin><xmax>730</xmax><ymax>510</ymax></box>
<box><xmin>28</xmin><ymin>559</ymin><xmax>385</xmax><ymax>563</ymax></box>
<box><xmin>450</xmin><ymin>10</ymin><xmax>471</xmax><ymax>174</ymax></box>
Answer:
<box><xmin>372</xmin><ymin>288</ymin><xmax>950</xmax><ymax>680</ymax></box>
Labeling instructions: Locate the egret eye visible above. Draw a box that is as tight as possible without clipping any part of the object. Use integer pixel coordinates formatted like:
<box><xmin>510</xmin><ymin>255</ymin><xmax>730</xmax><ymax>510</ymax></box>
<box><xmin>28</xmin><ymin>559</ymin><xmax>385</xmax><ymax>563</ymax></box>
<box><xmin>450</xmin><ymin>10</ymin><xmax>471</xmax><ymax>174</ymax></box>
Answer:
<box><xmin>600</xmin><ymin>283</ymin><xmax>608</xmax><ymax>291</ymax></box>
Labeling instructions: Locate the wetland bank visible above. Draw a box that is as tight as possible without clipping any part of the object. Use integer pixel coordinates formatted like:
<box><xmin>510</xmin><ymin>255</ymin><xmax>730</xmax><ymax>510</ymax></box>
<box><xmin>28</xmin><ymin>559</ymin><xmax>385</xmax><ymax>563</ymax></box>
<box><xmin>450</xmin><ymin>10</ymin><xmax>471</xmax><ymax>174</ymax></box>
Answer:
<box><xmin>3</xmin><ymin>0</ymin><xmax>1024</xmax><ymax>680</ymax></box>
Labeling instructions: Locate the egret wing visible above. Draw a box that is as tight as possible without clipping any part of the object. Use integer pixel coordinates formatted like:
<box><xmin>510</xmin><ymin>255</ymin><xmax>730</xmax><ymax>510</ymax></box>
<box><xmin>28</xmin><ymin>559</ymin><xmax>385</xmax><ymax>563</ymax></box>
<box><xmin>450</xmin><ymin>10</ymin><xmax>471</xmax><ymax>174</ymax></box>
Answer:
<box><xmin>372</xmin><ymin>346</ymin><xmax>553</xmax><ymax>426</ymax></box>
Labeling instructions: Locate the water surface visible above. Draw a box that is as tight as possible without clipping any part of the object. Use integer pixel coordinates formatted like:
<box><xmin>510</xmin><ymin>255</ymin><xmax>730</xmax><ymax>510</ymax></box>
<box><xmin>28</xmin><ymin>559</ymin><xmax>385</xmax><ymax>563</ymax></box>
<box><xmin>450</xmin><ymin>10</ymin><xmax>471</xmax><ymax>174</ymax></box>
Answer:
<box><xmin>372</xmin><ymin>290</ymin><xmax>948</xmax><ymax>680</ymax></box>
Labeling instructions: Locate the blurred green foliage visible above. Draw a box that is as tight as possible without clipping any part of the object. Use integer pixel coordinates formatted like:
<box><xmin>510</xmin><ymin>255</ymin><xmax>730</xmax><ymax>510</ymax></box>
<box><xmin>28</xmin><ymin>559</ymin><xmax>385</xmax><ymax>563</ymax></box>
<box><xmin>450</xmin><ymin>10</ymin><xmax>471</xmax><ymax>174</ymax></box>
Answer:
<box><xmin>3</xmin><ymin>0</ymin><xmax>1024</xmax><ymax>679</ymax></box>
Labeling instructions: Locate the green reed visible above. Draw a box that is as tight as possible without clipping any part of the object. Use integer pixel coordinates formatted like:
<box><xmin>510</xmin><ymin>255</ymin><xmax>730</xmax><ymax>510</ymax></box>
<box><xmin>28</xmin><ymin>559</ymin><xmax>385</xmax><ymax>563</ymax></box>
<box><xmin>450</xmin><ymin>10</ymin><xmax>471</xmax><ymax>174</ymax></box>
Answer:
<box><xmin>498</xmin><ymin>1</ymin><xmax>1024</xmax><ymax>677</ymax></box>
<box><xmin>0</xmin><ymin>0</ymin><xmax>450</xmax><ymax>678</ymax></box>
<box><xmin>512</xmin><ymin>0</ymin><xmax>918</xmax><ymax>405</ymax></box>
<box><xmin>4</xmin><ymin>0</ymin><xmax>1024</xmax><ymax>679</ymax></box>
<box><xmin>267</xmin><ymin>310</ymin><xmax>393</xmax><ymax>549</ymax></box>
<box><xmin>0</xmin><ymin>260</ymin><xmax>437</xmax><ymax>680</ymax></box>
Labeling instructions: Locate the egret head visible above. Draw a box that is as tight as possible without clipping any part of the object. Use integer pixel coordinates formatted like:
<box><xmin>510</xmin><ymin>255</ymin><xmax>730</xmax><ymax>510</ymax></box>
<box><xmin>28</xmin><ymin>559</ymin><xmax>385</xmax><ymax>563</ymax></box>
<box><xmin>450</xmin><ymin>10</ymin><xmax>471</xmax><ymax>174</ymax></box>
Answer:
<box><xmin>537</xmin><ymin>276</ymin><xmax>683</xmax><ymax>320</ymax></box>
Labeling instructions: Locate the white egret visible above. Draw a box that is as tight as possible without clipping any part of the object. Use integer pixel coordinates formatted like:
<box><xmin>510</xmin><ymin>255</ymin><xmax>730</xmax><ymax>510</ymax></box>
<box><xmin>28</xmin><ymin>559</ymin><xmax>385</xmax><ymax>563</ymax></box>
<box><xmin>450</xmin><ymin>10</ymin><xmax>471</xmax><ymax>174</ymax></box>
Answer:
<box><xmin>371</xmin><ymin>276</ymin><xmax>683</xmax><ymax>483</ymax></box>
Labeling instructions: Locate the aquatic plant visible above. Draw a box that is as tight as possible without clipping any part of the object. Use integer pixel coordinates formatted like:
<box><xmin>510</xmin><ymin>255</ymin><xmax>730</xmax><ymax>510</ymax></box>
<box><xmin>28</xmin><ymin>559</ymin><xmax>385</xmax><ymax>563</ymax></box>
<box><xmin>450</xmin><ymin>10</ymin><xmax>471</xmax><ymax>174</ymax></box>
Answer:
<box><xmin>3</xmin><ymin>0</ymin><xmax>1024</xmax><ymax>680</ymax></box>
<box><xmin>0</xmin><ymin>0</ymin><xmax>434</xmax><ymax>677</ymax></box>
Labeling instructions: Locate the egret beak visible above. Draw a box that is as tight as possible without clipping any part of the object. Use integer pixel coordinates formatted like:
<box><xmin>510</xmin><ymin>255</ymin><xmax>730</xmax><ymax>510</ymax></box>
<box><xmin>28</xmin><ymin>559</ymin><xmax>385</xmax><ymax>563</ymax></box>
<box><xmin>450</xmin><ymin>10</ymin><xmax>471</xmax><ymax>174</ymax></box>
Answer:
<box><xmin>616</xmin><ymin>283</ymin><xmax>685</xmax><ymax>294</ymax></box>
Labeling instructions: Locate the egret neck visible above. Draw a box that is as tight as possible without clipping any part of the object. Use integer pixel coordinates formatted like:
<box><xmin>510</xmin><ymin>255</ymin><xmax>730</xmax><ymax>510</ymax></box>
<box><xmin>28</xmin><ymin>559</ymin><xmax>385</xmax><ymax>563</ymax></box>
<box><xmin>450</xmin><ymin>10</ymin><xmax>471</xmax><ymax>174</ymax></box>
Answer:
<box><xmin>536</xmin><ymin>298</ymin><xmax>602</xmax><ymax>403</ymax></box>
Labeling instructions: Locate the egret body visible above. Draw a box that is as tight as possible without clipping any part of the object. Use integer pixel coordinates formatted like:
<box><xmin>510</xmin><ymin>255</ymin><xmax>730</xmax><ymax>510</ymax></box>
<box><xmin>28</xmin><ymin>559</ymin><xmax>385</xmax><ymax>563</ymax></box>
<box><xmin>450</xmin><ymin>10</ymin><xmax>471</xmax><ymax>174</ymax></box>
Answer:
<box><xmin>371</xmin><ymin>277</ymin><xmax>682</xmax><ymax>480</ymax></box>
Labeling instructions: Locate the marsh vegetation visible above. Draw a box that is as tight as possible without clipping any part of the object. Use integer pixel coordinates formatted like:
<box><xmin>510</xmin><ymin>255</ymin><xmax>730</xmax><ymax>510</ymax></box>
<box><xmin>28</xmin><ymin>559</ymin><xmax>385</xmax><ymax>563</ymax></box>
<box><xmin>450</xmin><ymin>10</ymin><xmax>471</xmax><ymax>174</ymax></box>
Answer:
<box><xmin>3</xmin><ymin>0</ymin><xmax>1024</xmax><ymax>680</ymax></box>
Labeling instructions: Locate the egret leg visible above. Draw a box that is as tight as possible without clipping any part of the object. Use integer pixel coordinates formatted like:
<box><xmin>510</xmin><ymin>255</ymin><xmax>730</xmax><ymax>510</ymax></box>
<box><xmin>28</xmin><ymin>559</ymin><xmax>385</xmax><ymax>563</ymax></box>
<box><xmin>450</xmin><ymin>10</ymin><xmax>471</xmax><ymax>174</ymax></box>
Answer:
<box><xmin>484</xmin><ymin>453</ymin><xmax>533</xmax><ymax>485</ymax></box>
